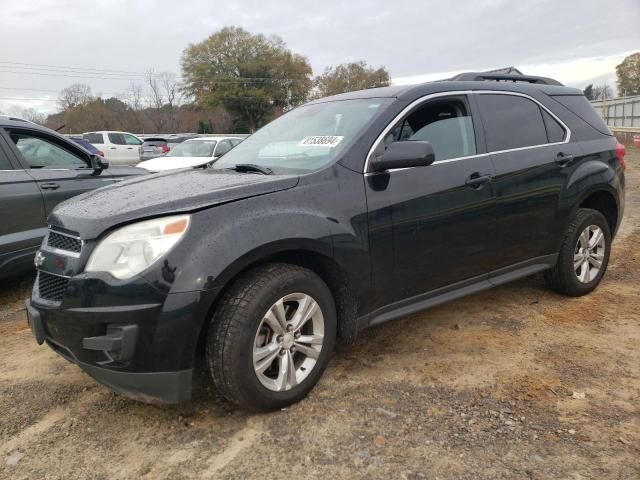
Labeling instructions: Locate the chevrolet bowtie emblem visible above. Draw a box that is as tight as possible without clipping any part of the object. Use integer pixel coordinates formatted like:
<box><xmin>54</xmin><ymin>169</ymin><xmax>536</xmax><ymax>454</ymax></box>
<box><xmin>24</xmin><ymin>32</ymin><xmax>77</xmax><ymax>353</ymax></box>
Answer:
<box><xmin>34</xmin><ymin>250</ymin><xmax>45</xmax><ymax>268</ymax></box>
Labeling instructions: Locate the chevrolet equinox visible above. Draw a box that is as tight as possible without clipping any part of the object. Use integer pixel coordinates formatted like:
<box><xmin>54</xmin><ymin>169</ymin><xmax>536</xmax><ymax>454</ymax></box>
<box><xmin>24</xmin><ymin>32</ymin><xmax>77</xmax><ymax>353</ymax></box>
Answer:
<box><xmin>26</xmin><ymin>73</ymin><xmax>625</xmax><ymax>411</ymax></box>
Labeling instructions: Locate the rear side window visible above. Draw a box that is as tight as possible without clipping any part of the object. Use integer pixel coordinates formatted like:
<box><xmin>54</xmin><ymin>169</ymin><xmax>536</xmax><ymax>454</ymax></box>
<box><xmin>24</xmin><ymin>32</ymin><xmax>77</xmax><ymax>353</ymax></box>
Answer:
<box><xmin>477</xmin><ymin>94</ymin><xmax>547</xmax><ymax>151</ymax></box>
<box><xmin>541</xmin><ymin>109</ymin><xmax>566</xmax><ymax>143</ymax></box>
<box><xmin>552</xmin><ymin>95</ymin><xmax>612</xmax><ymax>136</ymax></box>
<box><xmin>83</xmin><ymin>132</ymin><xmax>104</xmax><ymax>144</ymax></box>
<box><xmin>108</xmin><ymin>133</ymin><xmax>127</xmax><ymax>145</ymax></box>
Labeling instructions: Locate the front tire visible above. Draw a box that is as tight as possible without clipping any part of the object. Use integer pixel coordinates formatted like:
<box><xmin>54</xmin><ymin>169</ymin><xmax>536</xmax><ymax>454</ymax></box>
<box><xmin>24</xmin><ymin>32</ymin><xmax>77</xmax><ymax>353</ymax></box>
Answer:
<box><xmin>545</xmin><ymin>208</ymin><xmax>611</xmax><ymax>296</ymax></box>
<box><xmin>206</xmin><ymin>263</ymin><xmax>336</xmax><ymax>411</ymax></box>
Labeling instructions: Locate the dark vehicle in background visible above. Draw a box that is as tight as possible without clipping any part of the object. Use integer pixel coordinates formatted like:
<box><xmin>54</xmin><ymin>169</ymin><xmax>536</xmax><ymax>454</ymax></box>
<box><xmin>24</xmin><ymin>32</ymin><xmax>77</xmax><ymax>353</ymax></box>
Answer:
<box><xmin>69</xmin><ymin>136</ymin><xmax>105</xmax><ymax>157</ymax></box>
<box><xmin>25</xmin><ymin>74</ymin><xmax>625</xmax><ymax>411</ymax></box>
<box><xmin>0</xmin><ymin>117</ymin><xmax>146</xmax><ymax>278</ymax></box>
<box><xmin>140</xmin><ymin>137</ymin><xmax>170</xmax><ymax>161</ymax></box>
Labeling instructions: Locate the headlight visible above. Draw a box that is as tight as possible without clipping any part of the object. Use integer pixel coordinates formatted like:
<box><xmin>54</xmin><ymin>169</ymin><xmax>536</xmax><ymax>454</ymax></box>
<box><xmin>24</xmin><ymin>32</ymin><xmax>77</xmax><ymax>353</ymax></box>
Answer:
<box><xmin>85</xmin><ymin>215</ymin><xmax>190</xmax><ymax>280</ymax></box>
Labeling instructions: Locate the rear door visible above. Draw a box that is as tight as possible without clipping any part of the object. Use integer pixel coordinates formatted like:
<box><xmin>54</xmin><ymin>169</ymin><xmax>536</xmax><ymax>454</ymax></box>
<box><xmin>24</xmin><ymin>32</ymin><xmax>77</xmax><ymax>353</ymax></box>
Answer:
<box><xmin>4</xmin><ymin>128</ymin><xmax>115</xmax><ymax>217</ymax></box>
<box><xmin>0</xmin><ymin>131</ymin><xmax>46</xmax><ymax>270</ymax></box>
<box><xmin>474</xmin><ymin>92</ymin><xmax>581</xmax><ymax>273</ymax></box>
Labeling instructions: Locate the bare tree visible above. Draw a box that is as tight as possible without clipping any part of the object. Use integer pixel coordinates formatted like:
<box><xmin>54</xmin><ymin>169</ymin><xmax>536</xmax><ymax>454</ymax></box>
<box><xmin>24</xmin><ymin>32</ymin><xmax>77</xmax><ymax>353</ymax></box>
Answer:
<box><xmin>145</xmin><ymin>70</ymin><xmax>166</xmax><ymax>131</ymax></box>
<box><xmin>7</xmin><ymin>105</ymin><xmax>47</xmax><ymax>124</ymax></box>
<box><xmin>58</xmin><ymin>83</ymin><xmax>93</xmax><ymax>111</ymax></box>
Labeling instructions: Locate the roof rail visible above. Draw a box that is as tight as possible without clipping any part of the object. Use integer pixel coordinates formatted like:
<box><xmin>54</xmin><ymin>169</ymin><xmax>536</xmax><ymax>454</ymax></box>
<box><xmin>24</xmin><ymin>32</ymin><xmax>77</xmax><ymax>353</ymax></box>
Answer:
<box><xmin>451</xmin><ymin>72</ymin><xmax>563</xmax><ymax>86</ymax></box>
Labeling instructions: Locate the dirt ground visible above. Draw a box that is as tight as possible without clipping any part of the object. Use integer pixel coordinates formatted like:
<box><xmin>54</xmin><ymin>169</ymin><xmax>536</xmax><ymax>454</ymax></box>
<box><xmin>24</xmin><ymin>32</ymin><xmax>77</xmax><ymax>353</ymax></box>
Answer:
<box><xmin>1</xmin><ymin>149</ymin><xmax>639</xmax><ymax>480</ymax></box>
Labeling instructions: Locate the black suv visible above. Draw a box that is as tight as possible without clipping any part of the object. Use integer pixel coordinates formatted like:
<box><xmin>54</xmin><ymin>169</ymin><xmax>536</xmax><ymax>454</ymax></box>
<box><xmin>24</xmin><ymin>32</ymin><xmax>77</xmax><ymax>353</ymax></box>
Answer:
<box><xmin>26</xmin><ymin>73</ymin><xmax>625</xmax><ymax>411</ymax></box>
<box><xmin>0</xmin><ymin>117</ymin><xmax>144</xmax><ymax>278</ymax></box>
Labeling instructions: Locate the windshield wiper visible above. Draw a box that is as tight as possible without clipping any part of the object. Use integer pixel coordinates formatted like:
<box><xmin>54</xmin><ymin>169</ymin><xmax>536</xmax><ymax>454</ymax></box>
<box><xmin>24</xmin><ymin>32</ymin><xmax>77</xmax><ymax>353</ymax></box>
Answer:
<box><xmin>229</xmin><ymin>164</ymin><xmax>273</xmax><ymax>175</ymax></box>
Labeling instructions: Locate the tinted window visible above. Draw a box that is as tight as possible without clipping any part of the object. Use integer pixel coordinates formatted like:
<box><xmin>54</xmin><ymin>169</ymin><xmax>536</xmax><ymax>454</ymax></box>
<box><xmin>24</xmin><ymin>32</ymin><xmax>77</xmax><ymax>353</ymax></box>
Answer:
<box><xmin>108</xmin><ymin>133</ymin><xmax>127</xmax><ymax>145</ymax></box>
<box><xmin>83</xmin><ymin>132</ymin><xmax>104</xmax><ymax>144</ymax></box>
<box><xmin>384</xmin><ymin>96</ymin><xmax>476</xmax><ymax>161</ymax></box>
<box><xmin>541</xmin><ymin>109</ymin><xmax>566</xmax><ymax>143</ymax></box>
<box><xmin>552</xmin><ymin>95</ymin><xmax>611</xmax><ymax>135</ymax></box>
<box><xmin>477</xmin><ymin>94</ymin><xmax>547</xmax><ymax>151</ymax></box>
<box><xmin>10</xmin><ymin>132</ymin><xmax>88</xmax><ymax>169</ymax></box>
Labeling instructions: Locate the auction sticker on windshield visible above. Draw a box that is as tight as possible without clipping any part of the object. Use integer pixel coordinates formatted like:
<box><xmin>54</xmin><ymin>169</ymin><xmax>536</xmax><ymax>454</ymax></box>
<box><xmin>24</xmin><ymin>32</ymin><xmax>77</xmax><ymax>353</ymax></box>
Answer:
<box><xmin>297</xmin><ymin>136</ymin><xmax>344</xmax><ymax>147</ymax></box>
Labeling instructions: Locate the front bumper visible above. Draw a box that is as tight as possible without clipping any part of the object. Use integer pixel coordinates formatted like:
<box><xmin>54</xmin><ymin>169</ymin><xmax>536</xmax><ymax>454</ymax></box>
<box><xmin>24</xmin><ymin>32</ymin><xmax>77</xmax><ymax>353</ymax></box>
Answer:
<box><xmin>26</xmin><ymin>274</ymin><xmax>219</xmax><ymax>404</ymax></box>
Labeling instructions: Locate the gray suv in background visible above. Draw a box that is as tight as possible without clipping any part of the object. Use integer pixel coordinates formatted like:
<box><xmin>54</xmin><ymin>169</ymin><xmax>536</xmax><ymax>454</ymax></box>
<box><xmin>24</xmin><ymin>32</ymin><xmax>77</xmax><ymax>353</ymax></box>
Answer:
<box><xmin>0</xmin><ymin>117</ymin><xmax>145</xmax><ymax>278</ymax></box>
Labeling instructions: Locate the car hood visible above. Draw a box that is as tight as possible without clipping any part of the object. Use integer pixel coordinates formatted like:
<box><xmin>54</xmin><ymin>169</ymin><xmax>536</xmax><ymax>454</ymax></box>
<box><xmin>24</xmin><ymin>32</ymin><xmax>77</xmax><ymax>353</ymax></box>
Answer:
<box><xmin>49</xmin><ymin>169</ymin><xmax>299</xmax><ymax>239</ymax></box>
<box><xmin>136</xmin><ymin>156</ymin><xmax>213</xmax><ymax>171</ymax></box>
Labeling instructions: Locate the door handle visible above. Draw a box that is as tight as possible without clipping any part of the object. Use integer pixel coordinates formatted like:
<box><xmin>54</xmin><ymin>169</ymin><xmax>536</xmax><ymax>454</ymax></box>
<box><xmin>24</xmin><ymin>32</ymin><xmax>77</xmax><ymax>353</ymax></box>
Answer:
<box><xmin>109</xmin><ymin>147</ymin><xmax>117</xmax><ymax>150</ymax></box>
<box><xmin>555</xmin><ymin>152</ymin><xmax>573</xmax><ymax>167</ymax></box>
<box><xmin>127</xmin><ymin>147</ymin><xmax>134</xmax><ymax>149</ymax></box>
<box><xmin>465</xmin><ymin>173</ymin><xmax>492</xmax><ymax>189</ymax></box>
<box><xmin>40</xmin><ymin>182</ymin><xmax>60</xmax><ymax>190</ymax></box>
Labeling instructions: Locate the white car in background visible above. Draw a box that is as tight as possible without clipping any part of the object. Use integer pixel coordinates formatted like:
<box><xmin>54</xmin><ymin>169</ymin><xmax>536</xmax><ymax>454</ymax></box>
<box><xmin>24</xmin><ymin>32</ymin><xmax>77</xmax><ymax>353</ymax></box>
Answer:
<box><xmin>136</xmin><ymin>136</ymin><xmax>243</xmax><ymax>172</ymax></box>
<box><xmin>82</xmin><ymin>131</ymin><xmax>143</xmax><ymax>165</ymax></box>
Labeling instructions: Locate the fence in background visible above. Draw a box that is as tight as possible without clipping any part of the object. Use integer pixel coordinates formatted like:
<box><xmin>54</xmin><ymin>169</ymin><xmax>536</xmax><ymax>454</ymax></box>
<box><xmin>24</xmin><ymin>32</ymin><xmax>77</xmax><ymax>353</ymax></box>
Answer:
<box><xmin>591</xmin><ymin>95</ymin><xmax>640</xmax><ymax>142</ymax></box>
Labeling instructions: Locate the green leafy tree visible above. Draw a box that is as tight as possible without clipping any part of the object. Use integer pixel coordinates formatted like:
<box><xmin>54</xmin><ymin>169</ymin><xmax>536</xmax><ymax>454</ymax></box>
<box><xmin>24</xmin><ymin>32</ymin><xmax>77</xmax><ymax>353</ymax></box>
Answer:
<box><xmin>181</xmin><ymin>26</ymin><xmax>313</xmax><ymax>132</ymax></box>
<box><xmin>583</xmin><ymin>84</ymin><xmax>594</xmax><ymax>100</ymax></box>
<box><xmin>313</xmin><ymin>61</ymin><xmax>390</xmax><ymax>98</ymax></box>
<box><xmin>616</xmin><ymin>52</ymin><xmax>640</xmax><ymax>96</ymax></box>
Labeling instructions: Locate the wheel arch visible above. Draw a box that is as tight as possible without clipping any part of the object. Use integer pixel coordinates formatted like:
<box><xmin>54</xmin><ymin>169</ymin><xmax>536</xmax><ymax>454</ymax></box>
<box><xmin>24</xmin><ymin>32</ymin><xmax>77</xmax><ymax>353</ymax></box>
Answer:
<box><xmin>194</xmin><ymin>242</ymin><xmax>360</xmax><ymax>358</ymax></box>
<box><xmin>577</xmin><ymin>188</ymin><xmax>619</xmax><ymax>236</ymax></box>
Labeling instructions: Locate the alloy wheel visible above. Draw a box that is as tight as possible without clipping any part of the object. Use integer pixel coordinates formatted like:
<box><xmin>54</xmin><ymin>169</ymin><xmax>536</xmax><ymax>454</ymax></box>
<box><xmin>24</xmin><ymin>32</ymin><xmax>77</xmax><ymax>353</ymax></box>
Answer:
<box><xmin>574</xmin><ymin>224</ymin><xmax>606</xmax><ymax>283</ymax></box>
<box><xmin>252</xmin><ymin>293</ymin><xmax>325</xmax><ymax>392</ymax></box>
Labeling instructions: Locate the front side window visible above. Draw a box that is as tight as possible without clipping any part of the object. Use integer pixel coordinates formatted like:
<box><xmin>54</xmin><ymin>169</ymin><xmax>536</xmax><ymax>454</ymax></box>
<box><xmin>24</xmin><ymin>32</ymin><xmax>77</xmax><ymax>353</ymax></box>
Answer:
<box><xmin>10</xmin><ymin>132</ymin><xmax>88</xmax><ymax>169</ymax></box>
<box><xmin>477</xmin><ymin>94</ymin><xmax>548</xmax><ymax>151</ymax></box>
<box><xmin>383</xmin><ymin>96</ymin><xmax>477</xmax><ymax>161</ymax></box>
<box><xmin>213</xmin><ymin>98</ymin><xmax>392</xmax><ymax>174</ymax></box>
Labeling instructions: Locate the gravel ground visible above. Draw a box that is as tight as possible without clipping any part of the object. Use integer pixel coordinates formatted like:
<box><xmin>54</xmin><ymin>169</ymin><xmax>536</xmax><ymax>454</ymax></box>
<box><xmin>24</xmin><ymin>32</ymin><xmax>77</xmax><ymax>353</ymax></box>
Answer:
<box><xmin>1</xmin><ymin>148</ymin><xmax>639</xmax><ymax>480</ymax></box>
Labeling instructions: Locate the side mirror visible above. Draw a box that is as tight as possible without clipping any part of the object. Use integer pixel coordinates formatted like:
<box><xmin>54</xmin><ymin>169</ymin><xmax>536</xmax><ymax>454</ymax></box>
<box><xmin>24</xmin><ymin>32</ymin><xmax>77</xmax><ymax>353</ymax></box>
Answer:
<box><xmin>90</xmin><ymin>154</ymin><xmax>109</xmax><ymax>173</ymax></box>
<box><xmin>371</xmin><ymin>141</ymin><xmax>435</xmax><ymax>172</ymax></box>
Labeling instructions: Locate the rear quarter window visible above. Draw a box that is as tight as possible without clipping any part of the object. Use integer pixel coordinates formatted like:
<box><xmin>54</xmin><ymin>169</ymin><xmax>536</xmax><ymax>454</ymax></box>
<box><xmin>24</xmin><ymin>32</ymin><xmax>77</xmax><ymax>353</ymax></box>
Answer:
<box><xmin>551</xmin><ymin>95</ymin><xmax>612</xmax><ymax>136</ymax></box>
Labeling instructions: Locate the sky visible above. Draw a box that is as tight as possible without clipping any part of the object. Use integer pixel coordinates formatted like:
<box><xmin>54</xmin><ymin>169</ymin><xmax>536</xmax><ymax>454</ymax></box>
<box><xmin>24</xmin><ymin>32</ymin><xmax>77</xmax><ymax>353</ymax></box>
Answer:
<box><xmin>0</xmin><ymin>0</ymin><xmax>638</xmax><ymax>115</ymax></box>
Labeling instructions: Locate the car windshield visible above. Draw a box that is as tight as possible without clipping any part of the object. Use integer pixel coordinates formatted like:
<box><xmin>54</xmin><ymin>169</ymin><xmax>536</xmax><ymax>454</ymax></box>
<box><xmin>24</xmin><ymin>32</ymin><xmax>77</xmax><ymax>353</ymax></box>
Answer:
<box><xmin>213</xmin><ymin>98</ymin><xmax>392</xmax><ymax>173</ymax></box>
<box><xmin>165</xmin><ymin>140</ymin><xmax>216</xmax><ymax>158</ymax></box>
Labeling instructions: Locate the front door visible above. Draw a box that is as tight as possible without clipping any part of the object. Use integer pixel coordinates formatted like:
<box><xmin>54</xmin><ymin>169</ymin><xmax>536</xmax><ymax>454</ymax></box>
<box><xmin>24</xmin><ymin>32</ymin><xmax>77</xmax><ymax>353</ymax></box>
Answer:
<box><xmin>365</xmin><ymin>95</ymin><xmax>496</xmax><ymax>309</ymax></box>
<box><xmin>4</xmin><ymin>128</ymin><xmax>115</xmax><ymax>217</ymax></box>
<box><xmin>0</xmin><ymin>134</ymin><xmax>46</xmax><ymax>272</ymax></box>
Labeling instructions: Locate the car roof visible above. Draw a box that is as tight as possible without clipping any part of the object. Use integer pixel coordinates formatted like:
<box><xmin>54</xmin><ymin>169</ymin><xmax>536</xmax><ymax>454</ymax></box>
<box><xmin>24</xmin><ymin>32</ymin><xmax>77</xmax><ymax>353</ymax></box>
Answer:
<box><xmin>307</xmin><ymin>79</ymin><xmax>582</xmax><ymax>105</ymax></box>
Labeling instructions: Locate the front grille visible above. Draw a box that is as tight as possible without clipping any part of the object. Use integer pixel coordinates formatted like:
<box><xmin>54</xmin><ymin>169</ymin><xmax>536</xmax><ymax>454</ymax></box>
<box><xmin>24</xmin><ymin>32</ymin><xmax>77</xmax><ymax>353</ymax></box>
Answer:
<box><xmin>47</xmin><ymin>230</ymin><xmax>82</xmax><ymax>254</ymax></box>
<box><xmin>38</xmin><ymin>272</ymin><xmax>69</xmax><ymax>302</ymax></box>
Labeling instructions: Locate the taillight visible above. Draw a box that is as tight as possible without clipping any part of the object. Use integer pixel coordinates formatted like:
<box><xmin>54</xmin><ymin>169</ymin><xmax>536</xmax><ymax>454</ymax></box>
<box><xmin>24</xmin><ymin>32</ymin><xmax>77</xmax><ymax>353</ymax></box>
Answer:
<box><xmin>97</xmin><ymin>150</ymin><xmax>104</xmax><ymax>157</ymax></box>
<box><xmin>161</xmin><ymin>145</ymin><xmax>170</xmax><ymax>153</ymax></box>
<box><xmin>615</xmin><ymin>142</ymin><xmax>626</xmax><ymax>171</ymax></box>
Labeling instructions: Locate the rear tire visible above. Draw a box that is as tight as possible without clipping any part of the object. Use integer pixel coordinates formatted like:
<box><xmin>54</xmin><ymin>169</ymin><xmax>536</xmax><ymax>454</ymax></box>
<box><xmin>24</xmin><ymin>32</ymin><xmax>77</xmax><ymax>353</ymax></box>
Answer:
<box><xmin>206</xmin><ymin>263</ymin><xmax>336</xmax><ymax>411</ymax></box>
<box><xmin>545</xmin><ymin>208</ymin><xmax>611</xmax><ymax>296</ymax></box>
